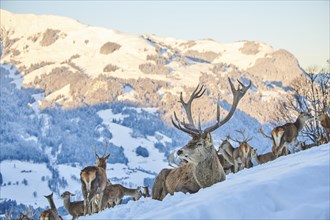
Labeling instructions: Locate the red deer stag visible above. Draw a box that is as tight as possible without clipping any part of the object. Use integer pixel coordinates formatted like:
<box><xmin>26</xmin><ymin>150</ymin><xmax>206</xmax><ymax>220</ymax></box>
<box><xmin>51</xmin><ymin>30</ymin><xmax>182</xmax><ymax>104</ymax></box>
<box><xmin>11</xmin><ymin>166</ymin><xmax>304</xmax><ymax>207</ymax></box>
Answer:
<box><xmin>272</xmin><ymin>112</ymin><xmax>313</xmax><ymax>157</ymax></box>
<box><xmin>80</xmin><ymin>146</ymin><xmax>110</xmax><ymax>215</ymax></box>
<box><xmin>152</xmin><ymin>78</ymin><xmax>251</xmax><ymax>200</ymax></box>
<box><xmin>217</xmin><ymin>138</ymin><xmax>242</xmax><ymax>173</ymax></box>
<box><xmin>227</xmin><ymin>129</ymin><xmax>254</xmax><ymax>170</ymax></box>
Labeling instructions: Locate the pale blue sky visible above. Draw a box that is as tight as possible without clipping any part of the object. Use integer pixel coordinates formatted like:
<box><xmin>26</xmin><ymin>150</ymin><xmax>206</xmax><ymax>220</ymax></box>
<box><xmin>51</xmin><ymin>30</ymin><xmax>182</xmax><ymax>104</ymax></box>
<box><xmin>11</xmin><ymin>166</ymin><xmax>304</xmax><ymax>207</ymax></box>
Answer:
<box><xmin>1</xmin><ymin>1</ymin><xmax>329</xmax><ymax>69</ymax></box>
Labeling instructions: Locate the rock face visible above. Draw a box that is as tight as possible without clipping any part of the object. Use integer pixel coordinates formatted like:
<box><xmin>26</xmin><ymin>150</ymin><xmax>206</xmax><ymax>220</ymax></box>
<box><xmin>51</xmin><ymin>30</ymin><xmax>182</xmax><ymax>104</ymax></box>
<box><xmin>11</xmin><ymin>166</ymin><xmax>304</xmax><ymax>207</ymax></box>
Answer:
<box><xmin>247</xmin><ymin>49</ymin><xmax>303</xmax><ymax>83</ymax></box>
<box><xmin>0</xmin><ymin>9</ymin><xmax>304</xmax><ymax>123</ymax></box>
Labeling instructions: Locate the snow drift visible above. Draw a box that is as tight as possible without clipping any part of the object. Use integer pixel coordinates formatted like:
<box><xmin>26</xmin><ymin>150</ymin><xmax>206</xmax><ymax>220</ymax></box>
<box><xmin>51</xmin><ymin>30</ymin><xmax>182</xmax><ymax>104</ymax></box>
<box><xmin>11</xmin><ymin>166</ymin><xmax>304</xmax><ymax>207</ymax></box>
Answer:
<box><xmin>80</xmin><ymin>143</ymin><xmax>330</xmax><ymax>220</ymax></box>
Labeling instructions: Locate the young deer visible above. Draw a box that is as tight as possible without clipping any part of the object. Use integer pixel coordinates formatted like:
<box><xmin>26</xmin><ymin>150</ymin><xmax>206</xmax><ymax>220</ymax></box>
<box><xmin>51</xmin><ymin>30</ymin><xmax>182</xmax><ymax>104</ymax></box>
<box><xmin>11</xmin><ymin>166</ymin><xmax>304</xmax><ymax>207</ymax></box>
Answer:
<box><xmin>80</xmin><ymin>151</ymin><xmax>110</xmax><ymax>215</ymax></box>
<box><xmin>250</xmin><ymin>148</ymin><xmax>277</xmax><ymax>165</ymax></box>
<box><xmin>272</xmin><ymin>112</ymin><xmax>312</xmax><ymax>157</ymax></box>
<box><xmin>217</xmin><ymin>139</ymin><xmax>243</xmax><ymax>173</ymax></box>
<box><xmin>101</xmin><ymin>183</ymin><xmax>142</xmax><ymax>209</ymax></box>
<box><xmin>60</xmin><ymin>191</ymin><xmax>84</xmax><ymax>220</ymax></box>
<box><xmin>152</xmin><ymin>79</ymin><xmax>251</xmax><ymax>201</ymax></box>
<box><xmin>39</xmin><ymin>192</ymin><xmax>62</xmax><ymax>220</ymax></box>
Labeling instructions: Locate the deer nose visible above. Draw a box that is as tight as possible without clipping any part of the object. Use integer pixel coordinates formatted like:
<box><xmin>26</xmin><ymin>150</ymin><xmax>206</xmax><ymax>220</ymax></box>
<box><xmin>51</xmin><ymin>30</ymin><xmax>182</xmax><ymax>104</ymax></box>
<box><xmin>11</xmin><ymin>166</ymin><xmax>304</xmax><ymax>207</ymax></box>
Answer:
<box><xmin>177</xmin><ymin>150</ymin><xmax>183</xmax><ymax>155</ymax></box>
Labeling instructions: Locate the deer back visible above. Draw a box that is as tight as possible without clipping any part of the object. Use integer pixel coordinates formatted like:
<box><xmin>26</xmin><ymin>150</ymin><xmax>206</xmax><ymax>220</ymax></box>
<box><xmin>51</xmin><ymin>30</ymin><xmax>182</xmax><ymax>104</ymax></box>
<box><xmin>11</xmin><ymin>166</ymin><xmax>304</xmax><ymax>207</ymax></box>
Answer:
<box><xmin>80</xmin><ymin>166</ymin><xmax>107</xmax><ymax>194</ymax></box>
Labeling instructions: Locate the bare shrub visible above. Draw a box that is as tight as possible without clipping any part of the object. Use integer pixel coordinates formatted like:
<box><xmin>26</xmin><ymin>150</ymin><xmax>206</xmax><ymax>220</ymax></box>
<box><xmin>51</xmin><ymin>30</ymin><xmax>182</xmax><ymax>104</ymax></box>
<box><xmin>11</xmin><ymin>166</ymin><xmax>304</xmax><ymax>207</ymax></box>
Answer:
<box><xmin>179</xmin><ymin>40</ymin><xmax>196</xmax><ymax>48</ymax></box>
<box><xmin>139</xmin><ymin>62</ymin><xmax>169</xmax><ymax>75</ymax></box>
<box><xmin>25</xmin><ymin>61</ymin><xmax>55</xmax><ymax>74</ymax></box>
<box><xmin>103</xmin><ymin>64</ymin><xmax>119</xmax><ymax>72</ymax></box>
<box><xmin>184</xmin><ymin>50</ymin><xmax>219</xmax><ymax>62</ymax></box>
<box><xmin>240</xmin><ymin>41</ymin><xmax>260</xmax><ymax>55</ymax></box>
<box><xmin>146</xmin><ymin>55</ymin><xmax>167</xmax><ymax>65</ymax></box>
<box><xmin>11</xmin><ymin>49</ymin><xmax>20</xmax><ymax>56</ymax></box>
<box><xmin>40</xmin><ymin>29</ymin><xmax>60</xmax><ymax>46</ymax></box>
<box><xmin>27</xmin><ymin>33</ymin><xmax>40</xmax><ymax>42</ymax></box>
<box><xmin>100</xmin><ymin>42</ymin><xmax>121</xmax><ymax>55</ymax></box>
<box><xmin>211</xmin><ymin>63</ymin><xmax>229</xmax><ymax>74</ymax></box>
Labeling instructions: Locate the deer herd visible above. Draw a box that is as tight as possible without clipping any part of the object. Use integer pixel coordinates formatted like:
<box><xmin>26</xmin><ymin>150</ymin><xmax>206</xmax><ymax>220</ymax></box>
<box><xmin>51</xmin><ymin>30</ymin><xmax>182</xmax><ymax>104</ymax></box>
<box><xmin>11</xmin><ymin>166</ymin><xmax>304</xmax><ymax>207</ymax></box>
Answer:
<box><xmin>16</xmin><ymin>78</ymin><xmax>329</xmax><ymax>220</ymax></box>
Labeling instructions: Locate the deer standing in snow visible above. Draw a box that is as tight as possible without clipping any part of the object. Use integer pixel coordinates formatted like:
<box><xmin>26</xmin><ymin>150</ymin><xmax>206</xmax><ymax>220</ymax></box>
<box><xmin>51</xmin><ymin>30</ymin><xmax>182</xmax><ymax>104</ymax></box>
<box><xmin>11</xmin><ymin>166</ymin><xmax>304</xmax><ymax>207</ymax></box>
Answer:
<box><xmin>318</xmin><ymin>112</ymin><xmax>330</xmax><ymax>142</ymax></box>
<box><xmin>217</xmin><ymin>139</ymin><xmax>243</xmax><ymax>173</ymax></box>
<box><xmin>101</xmin><ymin>183</ymin><xmax>142</xmax><ymax>209</ymax></box>
<box><xmin>39</xmin><ymin>192</ymin><xmax>62</xmax><ymax>220</ymax></box>
<box><xmin>80</xmin><ymin>146</ymin><xmax>110</xmax><ymax>215</ymax></box>
<box><xmin>272</xmin><ymin>112</ymin><xmax>313</xmax><ymax>157</ymax></box>
<box><xmin>227</xmin><ymin>129</ymin><xmax>254</xmax><ymax>169</ymax></box>
<box><xmin>152</xmin><ymin>79</ymin><xmax>251</xmax><ymax>201</ymax></box>
<box><xmin>60</xmin><ymin>191</ymin><xmax>84</xmax><ymax>220</ymax></box>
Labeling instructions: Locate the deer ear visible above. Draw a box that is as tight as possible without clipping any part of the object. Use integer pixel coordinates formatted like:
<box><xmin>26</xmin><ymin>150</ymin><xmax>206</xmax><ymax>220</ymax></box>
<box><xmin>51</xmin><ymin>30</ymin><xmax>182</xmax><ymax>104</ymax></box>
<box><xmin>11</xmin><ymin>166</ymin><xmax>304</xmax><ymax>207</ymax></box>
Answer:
<box><xmin>96</xmin><ymin>154</ymin><xmax>100</xmax><ymax>159</ymax></box>
<box><xmin>105</xmin><ymin>154</ymin><xmax>110</xmax><ymax>160</ymax></box>
<box><xmin>204</xmin><ymin>133</ymin><xmax>213</xmax><ymax>143</ymax></box>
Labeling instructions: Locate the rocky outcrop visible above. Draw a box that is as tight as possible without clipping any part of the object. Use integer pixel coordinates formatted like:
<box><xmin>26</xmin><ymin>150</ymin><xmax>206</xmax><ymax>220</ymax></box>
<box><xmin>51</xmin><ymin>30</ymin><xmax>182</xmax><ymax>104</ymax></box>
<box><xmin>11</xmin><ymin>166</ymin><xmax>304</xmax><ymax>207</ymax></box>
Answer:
<box><xmin>247</xmin><ymin>49</ymin><xmax>304</xmax><ymax>84</ymax></box>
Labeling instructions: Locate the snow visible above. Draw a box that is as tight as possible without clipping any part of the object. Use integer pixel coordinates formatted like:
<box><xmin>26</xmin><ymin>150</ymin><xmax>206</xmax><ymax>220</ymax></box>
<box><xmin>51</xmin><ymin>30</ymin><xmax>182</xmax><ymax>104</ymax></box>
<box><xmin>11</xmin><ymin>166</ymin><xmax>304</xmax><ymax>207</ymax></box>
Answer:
<box><xmin>0</xmin><ymin>161</ymin><xmax>53</xmax><ymax>207</ymax></box>
<box><xmin>80</xmin><ymin>143</ymin><xmax>330</xmax><ymax>220</ymax></box>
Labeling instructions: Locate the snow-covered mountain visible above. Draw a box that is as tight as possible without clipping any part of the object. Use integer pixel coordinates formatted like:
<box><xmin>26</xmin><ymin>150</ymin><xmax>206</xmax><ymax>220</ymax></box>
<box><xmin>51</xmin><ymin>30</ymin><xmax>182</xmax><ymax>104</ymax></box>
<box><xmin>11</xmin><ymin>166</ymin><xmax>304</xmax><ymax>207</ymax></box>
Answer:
<box><xmin>0</xmin><ymin>9</ymin><xmax>304</xmax><ymax>124</ymax></box>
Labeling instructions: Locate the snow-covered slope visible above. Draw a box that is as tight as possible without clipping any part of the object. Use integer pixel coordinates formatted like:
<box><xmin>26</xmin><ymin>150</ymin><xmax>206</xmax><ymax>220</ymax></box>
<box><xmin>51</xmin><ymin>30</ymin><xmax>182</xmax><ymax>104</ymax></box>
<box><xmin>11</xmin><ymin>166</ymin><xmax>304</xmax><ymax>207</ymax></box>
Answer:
<box><xmin>1</xmin><ymin>9</ymin><xmax>304</xmax><ymax>124</ymax></box>
<box><xmin>81</xmin><ymin>143</ymin><xmax>330</xmax><ymax>220</ymax></box>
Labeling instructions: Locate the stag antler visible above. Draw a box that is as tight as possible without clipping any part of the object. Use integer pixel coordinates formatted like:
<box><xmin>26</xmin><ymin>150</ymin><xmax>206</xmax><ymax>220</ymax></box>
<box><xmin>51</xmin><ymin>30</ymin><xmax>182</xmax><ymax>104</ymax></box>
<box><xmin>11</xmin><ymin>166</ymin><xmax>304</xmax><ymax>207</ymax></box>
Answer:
<box><xmin>258</xmin><ymin>127</ymin><xmax>272</xmax><ymax>140</ymax></box>
<box><xmin>172</xmin><ymin>78</ymin><xmax>251</xmax><ymax>137</ymax></box>
<box><xmin>204</xmin><ymin>78</ymin><xmax>252</xmax><ymax>134</ymax></box>
<box><xmin>172</xmin><ymin>84</ymin><xmax>206</xmax><ymax>136</ymax></box>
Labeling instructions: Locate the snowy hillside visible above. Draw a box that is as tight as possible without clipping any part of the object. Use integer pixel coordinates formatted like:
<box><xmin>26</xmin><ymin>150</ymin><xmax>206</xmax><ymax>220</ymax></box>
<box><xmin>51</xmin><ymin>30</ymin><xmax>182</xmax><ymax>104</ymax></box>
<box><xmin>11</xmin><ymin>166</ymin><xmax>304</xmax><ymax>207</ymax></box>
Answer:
<box><xmin>81</xmin><ymin>143</ymin><xmax>330</xmax><ymax>220</ymax></box>
<box><xmin>0</xmin><ymin>9</ymin><xmax>305</xmax><ymax>124</ymax></box>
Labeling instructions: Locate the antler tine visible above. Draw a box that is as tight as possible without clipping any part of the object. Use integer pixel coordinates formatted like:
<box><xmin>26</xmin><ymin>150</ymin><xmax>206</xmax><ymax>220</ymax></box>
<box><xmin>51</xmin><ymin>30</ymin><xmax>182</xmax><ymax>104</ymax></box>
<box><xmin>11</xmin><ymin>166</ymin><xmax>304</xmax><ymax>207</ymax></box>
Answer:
<box><xmin>204</xmin><ymin>78</ymin><xmax>252</xmax><ymax>134</ymax></box>
<box><xmin>226</xmin><ymin>134</ymin><xmax>240</xmax><ymax>144</ymax></box>
<box><xmin>93</xmin><ymin>144</ymin><xmax>97</xmax><ymax>156</ymax></box>
<box><xmin>258</xmin><ymin>127</ymin><xmax>272</xmax><ymax>140</ymax></box>
<box><xmin>171</xmin><ymin>112</ymin><xmax>200</xmax><ymax>136</ymax></box>
<box><xmin>235</xmin><ymin>129</ymin><xmax>252</xmax><ymax>143</ymax></box>
<box><xmin>179</xmin><ymin>84</ymin><xmax>206</xmax><ymax>128</ymax></box>
<box><xmin>103</xmin><ymin>140</ymin><xmax>109</xmax><ymax>157</ymax></box>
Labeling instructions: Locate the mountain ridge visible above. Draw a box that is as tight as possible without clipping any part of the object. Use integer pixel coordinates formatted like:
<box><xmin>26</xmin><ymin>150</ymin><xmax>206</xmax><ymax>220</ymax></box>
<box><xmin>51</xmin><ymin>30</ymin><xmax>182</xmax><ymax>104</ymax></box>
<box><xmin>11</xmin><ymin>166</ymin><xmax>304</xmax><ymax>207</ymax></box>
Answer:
<box><xmin>0</xmin><ymin>9</ymin><xmax>304</xmax><ymax>124</ymax></box>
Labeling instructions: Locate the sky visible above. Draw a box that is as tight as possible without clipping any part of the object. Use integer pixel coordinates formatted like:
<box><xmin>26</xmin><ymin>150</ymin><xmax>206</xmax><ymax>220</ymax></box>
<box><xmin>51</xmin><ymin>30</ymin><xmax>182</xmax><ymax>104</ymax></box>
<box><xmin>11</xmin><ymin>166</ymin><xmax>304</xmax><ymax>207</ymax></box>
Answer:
<box><xmin>1</xmin><ymin>0</ymin><xmax>329</xmax><ymax>70</ymax></box>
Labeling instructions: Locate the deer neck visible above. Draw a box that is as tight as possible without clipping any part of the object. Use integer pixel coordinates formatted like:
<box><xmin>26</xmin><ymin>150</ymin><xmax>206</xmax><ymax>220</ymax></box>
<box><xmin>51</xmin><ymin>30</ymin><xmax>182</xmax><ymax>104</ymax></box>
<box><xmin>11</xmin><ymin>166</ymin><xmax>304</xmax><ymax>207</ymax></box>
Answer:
<box><xmin>62</xmin><ymin>197</ymin><xmax>71</xmax><ymax>210</ymax></box>
<box><xmin>47</xmin><ymin>197</ymin><xmax>57</xmax><ymax>211</ymax></box>
<box><xmin>121</xmin><ymin>186</ymin><xmax>137</xmax><ymax>196</ymax></box>
<box><xmin>193</xmin><ymin>147</ymin><xmax>223</xmax><ymax>188</ymax></box>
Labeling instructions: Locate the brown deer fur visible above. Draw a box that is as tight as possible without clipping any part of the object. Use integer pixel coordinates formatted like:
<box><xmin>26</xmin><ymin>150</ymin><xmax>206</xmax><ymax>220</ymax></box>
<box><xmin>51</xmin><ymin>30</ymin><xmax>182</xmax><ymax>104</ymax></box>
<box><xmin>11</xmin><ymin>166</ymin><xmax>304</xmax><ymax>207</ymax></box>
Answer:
<box><xmin>39</xmin><ymin>193</ymin><xmax>62</xmax><ymax>220</ymax></box>
<box><xmin>80</xmin><ymin>154</ymin><xmax>110</xmax><ymax>215</ymax></box>
<box><xmin>251</xmin><ymin>149</ymin><xmax>277</xmax><ymax>164</ymax></box>
<box><xmin>272</xmin><ymin>112</ymin><xmax>312</xmax><ymax>157</ymax></box>
<box><xmin>101</xmin><ymin>183</ymin><xmax>142</xmax><ymax>209</ymax></box>
<box><xmin>152</xmin><ymin>80</ymin><xmax>251</xmax><ymax>201</ymax></box>
<box><xmin>318</xmin><ymin>113</ymin><xmax>330</xmax><ymax>142</ymax></box>
<box><xmin>61</xmin><ymin>191</ymin><xmax>84</xmax><ymax>220</ymax></box>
